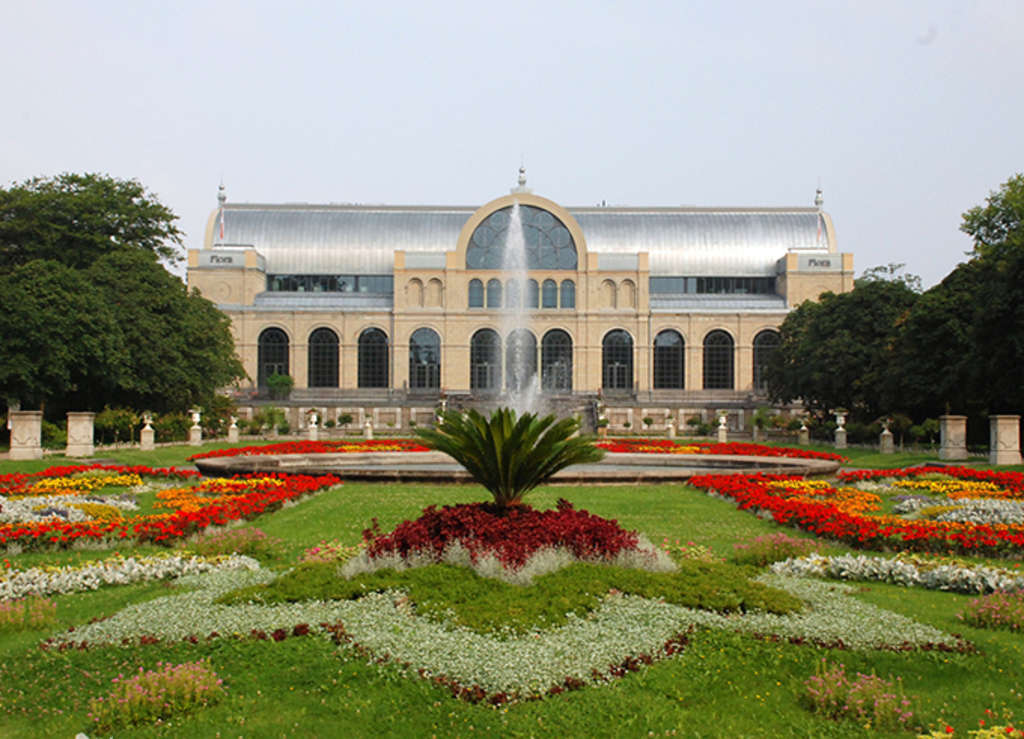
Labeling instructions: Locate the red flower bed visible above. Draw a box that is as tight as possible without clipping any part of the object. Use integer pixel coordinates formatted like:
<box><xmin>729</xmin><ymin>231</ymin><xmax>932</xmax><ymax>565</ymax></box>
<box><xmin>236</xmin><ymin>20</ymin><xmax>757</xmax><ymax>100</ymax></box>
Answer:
<box><xmin>363</xmin><ymin>499</ymin><xmax>640</xmax><ymax>569</ymax></box>
<box><xmin>596</xmin><ymin>438</ymin><xmax>845</xmax><ymax>462</ymax></box>
<box><xmin>0</xmin><ymin>466</ymin><xmax>339</xmax><ymax>551</ymax></box>
<box><xmin>688</xmin><ymin>467</ymin><xmax>1024</xmax><ymax>557</ymax></box>
<box><xmin>0</xmin><ymin>464</ymin><xmax>196</xmax><ymax>497</ymax></box>
<box><xmin>188</xmin><ymin>439</ymin><xmax>429</xmax><ymax>461</ymax></box>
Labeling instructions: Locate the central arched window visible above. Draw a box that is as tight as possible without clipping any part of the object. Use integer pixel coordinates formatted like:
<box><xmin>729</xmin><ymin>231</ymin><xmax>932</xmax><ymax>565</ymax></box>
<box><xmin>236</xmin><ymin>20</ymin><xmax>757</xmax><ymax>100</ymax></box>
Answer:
<box><xmin>541</xmin><ymin>279</ymin><xmax>558</xmax><ymax>308</ymax></box>
<box><xmin>468</xmin><ymin>279</ymin><xmax>483</xmax><ymax>308</ymax></box>
<box><xmin>703</xmin><ymin>330</ymin><xmax>734</xmax><ymax>389</ymax></box>
<box><xmin>653</xmin><ymin>330</ymin><xmax>684</xmax><ymax>389</ymax></box>
<box><xmin>752</xmin><ymin>329</ymin><xmax>781</xmax><ymax>391</ymax></box>
<box><xmin>466</xmin><ymin>205</ymin><xmax>577</xmax><ymax>269</ymax></box>
<box><xmin>308</xmin><ymin>328</ymin><xmax>339</xmax><ymax>388</ymax></box>
<box><xmin>358</xmin><ymin>328</ymin><xmax>389</xmax><ymax>388</ymax></box>
<box><xmin>602</xmin><ymin>330</ymin><xmax>633</xmax><ymax>391</ymax></box>
<box><xmin>541</xmin><ymin>330</ymin><xmax>573</xmax><ymax>392</ymax></box>
<box><xmin>257</xmin><ymin>328</ymin><xmax>289</xmax><ymax>388</ymax></box>
<box><xmin>409</xmin><ymin>328</ymin><xmax>440</xmax><ymax>390</ymax></box>
<box><xmin>505</xmin><ymin>329</ymin><xmax>536</xmax><ymax>393</ymax></box>
<box><xmin>470</xmin><ymin>329</ymin><xmax>501</xmax><ymax>393</ymax></box>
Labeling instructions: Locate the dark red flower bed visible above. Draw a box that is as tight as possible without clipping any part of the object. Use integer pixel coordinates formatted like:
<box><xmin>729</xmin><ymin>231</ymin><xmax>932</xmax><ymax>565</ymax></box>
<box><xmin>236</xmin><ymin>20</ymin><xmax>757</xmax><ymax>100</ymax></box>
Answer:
<box><xmin>363</xmin><ymin>499</ymin><xmax>641</xmax><ymax>569</ymax></box>
<box><xmin>188</xmin><ymin>439</ymin><xmax>429</xmax><ymax>461</ymax></box>
<box><xmin>595</xmin><ymin>438</ymin><xmax>845</xmax><ymax>462</ymax></box>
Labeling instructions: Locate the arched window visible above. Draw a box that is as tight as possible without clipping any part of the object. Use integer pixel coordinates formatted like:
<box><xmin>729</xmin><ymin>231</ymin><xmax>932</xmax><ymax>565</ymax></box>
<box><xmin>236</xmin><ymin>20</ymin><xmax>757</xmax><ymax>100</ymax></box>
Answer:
<box><xmin>620</xmin><ymin>279</ymin><xmax>636</xmax><ymax>308</ymax></box>
<box><xmin>560</xmin><ymin>280</ymin><xmax>576</xmax><ymax>309</ymax></box>
<box><xmin>601</xmin><ymin>279</ymin><xmax>617</xmax><ymax>308</ymax></box>
<box><xmin>465</xmin><ymin>204</ymin><xmax>577</xmax><ymax>269</ymax></box>
<box><xmin>405</xmin><ymin>279</ymin><xmax>423</xmax><ymax>307</ymax></box>
<box><xmin>409</xmin><ymin>328</ymin><xmax>441</xmax><ymax>390</ymax></box>
<box><xmin>425</xmin><ymin>278</ymin><xmax>443</xmax><ymax>307</ymax></box>
<box><xmin>541</xmin><ymin>279</ymin><xmax>558</xmax><ymax>308</ymax></box>
<box><xmin>486</xmin><ymin>279</ymin><xmax>503</xmax><ymax>308</ymax></box>
<box><xmin>541</xmin><ymin>330</ymin><xmax>573</xmax><ymax>392</ymax></box>
<box><xmin>752</xmin><ymin>329</ymin><xmax>781</xmax><ymax>392</ymax></box>
<box><xmin>526</xmin><ymin>279</ymin><xmax>539</xmax><ymax>308</ymax></box>
<box><xmin>308</xmin><ymin>328</ymin><xmax>339</xmax><ymax>388</ymax></box>
<box><xmin>470</xmin><ymin>329</ymin><xmax>501</xmax><ymax>393</ymax></box>
<box><xmin>257</xmin><ymin>328</ymin><xmax>289</xmax><ymax>388</ymax></box>
<box><xmin>703</xmin><ymin>330</ymin><xmax>734</xmax><ymax>389</ymax></box>
<box><xmin>505</xmin><ymin>329</ymin><xmax>536</xmax><ymax>393</ymax></box>
<box><xmin>358</xmin><ymin>328</ymin><xmax>389</xmax><ymax>388</ymax></box>
<box><xmin>468</xmin><ymin>279</ymin><xmax>483</xmax><ymax>308</ymax></box>
<box><xmin>602</xmin><ymin>330</ymin><xmax>633</xmax><ymax>391</ymax></box>
<box><xmin>505</xmin><ymin>279</ymin><xmax>521</xmax><ymax>308</ymax></box>
<box><xmin>653</xmin><ymin>330</ymin><xmax>684</xmax><ymax>389</ymax></box>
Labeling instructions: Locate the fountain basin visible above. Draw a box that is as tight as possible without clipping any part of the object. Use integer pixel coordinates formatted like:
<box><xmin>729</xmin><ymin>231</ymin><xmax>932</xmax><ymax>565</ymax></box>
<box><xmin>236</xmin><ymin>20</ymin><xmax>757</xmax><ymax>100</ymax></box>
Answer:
<box><xmin>193</xmin><ymin>450</ymin><xmax>840</xmax><ymax>483</ymax></box>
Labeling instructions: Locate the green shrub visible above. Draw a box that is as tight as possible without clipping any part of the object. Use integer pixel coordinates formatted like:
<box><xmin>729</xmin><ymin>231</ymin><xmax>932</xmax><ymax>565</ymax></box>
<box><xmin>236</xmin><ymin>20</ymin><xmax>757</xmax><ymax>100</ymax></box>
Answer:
<box><xmin>154</xmin><ymin>411</ymin><xmax>190</xmax><ymax>442</ymax></box>
<box><xmin>252</xmin><ymin>406</ymin><xmax>286</xmax><ymax>434</ymax></box>
<box><xmin>95</xmin><ymin>406</ymin><xmax>140</xmax><ymax>444</ymax></box>
<box><xmin>337</xmin><ymin>413</ymin><xmax>354</xmax><ymax>427</ymax></box>
<box><xmin>40</xmin><ymin>420</ymin><xmax>66</xmax><ymax>449</ymax></box>
<box><xmin>266</xmin><ymin>373</ymin><xmax>294</xmax><ymax>400</ymax></box>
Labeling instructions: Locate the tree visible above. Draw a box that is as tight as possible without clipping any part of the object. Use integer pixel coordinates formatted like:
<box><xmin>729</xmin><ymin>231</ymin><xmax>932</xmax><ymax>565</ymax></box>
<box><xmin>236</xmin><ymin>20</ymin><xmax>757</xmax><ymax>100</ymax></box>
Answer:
<box><xmin>0</xmin><ymin>173</ymin><xmax>183</xmax><ymax>269</ymax></box>
<box><xmin>0</xmin><ymin>261</ymin><xmax>127</xmax><ymax>409</ymax></box>
<box><xmin>765</xmin><ymin>280</ymin><xmax>918</xmax><ymax>420</ymax></box>
<box><xmin>415</xmin><ymin>408</ymin><xmax>605</xmax><ymax>507</ymax></box>
<box><xmin>0</xmin><ymin>173</ymin><xmax>244</xmax><ymax>416</ymax></box>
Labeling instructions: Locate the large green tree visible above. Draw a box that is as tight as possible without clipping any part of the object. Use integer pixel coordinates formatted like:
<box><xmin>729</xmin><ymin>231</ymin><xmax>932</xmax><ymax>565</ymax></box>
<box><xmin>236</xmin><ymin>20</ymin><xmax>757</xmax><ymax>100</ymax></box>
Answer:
<box><xmin>0</xmin><ymin>173</ymin><xmax>244</xmax><ymax>415</ymax></box>
<box><xmin>765</xmin><ymin>279</ymin><xmax>918</xmax><ymax>420</ymax></box>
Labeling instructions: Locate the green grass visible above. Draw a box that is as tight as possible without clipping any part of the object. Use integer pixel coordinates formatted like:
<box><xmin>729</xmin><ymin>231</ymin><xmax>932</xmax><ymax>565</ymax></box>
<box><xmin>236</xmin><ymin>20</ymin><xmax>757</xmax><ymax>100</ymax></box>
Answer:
<box><xmin>3</xmin><ymin>444</ymin><xmax>1024</xmax><ymax>736</ymax></box>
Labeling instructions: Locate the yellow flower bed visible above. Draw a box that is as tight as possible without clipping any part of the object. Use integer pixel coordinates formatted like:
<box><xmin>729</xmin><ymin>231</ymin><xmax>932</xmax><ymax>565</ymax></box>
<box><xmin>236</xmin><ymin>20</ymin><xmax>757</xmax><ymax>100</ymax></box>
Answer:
<box><xmin>892</xmin><ymin>479</ymin><xmax>1004</xmax><ymax>499</ymax></box>
<box><xmin>27</xmin><ymin>474</ymin><xmax>144</xmax><ymax>497</ymax></box>
<box><xmin>155</xmin><ymin>477</ymin><xmax>284</xmax><ymax>512</ymax></box>
<box><xmin>765</xmin><ymin>480</ymin><xmax>882</xmax><ymax>515</ymax></box>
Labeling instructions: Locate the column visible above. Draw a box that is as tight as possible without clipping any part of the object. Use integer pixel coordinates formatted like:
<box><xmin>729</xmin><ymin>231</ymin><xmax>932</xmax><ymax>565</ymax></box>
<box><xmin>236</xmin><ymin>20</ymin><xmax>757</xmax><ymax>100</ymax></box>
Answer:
<box><xmin>9</xmin><ymin>411</ymin><xmax>43</xmax><ymax>460</ymax></box>
<box><xmin>990</xmin><ymin>415</ymin><xmax>1022</xmax><ymax>466</ymax></box>
<box><xmin>939</xmin><ymin>414</ymin><xmax>968</xmax><ymax>461</ymax></box>
<box><xmin>65</xmin><ymin>412</ymin><xmax>95</xmax><ymax>457</ymax></box>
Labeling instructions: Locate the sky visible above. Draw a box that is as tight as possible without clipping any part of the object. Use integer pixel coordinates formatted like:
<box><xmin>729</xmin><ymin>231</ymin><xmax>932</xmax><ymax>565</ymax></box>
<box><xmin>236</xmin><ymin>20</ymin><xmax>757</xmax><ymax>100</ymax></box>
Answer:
<box><xmin>2</xmin><ymin>0</ymin><xmax>1022</xmax><ymax>287</ymax></box>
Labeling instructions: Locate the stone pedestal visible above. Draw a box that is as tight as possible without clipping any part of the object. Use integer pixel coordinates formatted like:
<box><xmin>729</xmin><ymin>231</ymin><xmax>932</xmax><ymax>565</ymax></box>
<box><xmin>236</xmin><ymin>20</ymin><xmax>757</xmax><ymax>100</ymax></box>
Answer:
<box><xmin>666</xmin><ymin>421</ymin><xmax>676</xmax><ymax>439</ymax></box>
<box><xmin>798</xmin><ymin>425</ymin><xmax>809</xmax><ymax>445</ymax></box>
<box><xmin>990</xmin><ymin>415</ymin><xmax>1022</xmax><ymax>466</ymax></box>
<box><xmin>65</xmin><ymin>412</ymin><xmax>95</xmax><ymax>457</ymax></box>
<box><xmin>9</xmin><ymin>411</ymin><xmax>43</xmax><ymax>460</ymax></box>
<box><xmin>364</xmin><ymin>420</ymin><xmax>374</xmax><ymax>440</ymax></box>
<box><xmin>227</xmin><ymin>417</ymin><xmax>239</xmax><ymax>444</ymax></box>
<box><xmin>308</xmin><ymin>421</ymin><xmax>319</xmax><ymax>442</ymax></box>
<box><xmin>189</xmin><ymin>410</ymin><xmax>202</xmax><ymax>447</ymax></box>
<box><xmin>140</xmin><ymin>425</ymin><xmax>155</xmax><ymax>451</ymax></box>
<box><xmin>939</xmin><ymin>414</ymin><xmax>968</xmax><ymax>461</ymax></box>
<box><xmin>879</xmin><ymin>428</ymin><xmax>895</xmax><ymax>454</ymax></box>
<box><xmin>716</xmin><ymin>415</ymin><xmax>728</xmax><ymax>444</ymax></box>
<box><xmin>834</xmin><ymin>428</ymin><xmax>847</xmax><ymax>450</ymax></box>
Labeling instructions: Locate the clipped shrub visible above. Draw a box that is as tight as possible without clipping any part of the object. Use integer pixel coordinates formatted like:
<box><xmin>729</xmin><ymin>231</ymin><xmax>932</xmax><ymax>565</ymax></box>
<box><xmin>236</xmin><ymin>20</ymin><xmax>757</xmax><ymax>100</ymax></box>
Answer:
<box><xmin>266</xmin><ymin>372</ymin><xmax>294</xmax><ymax>400</ymax></box>
<box><xmin>87</xmin><ymin>659</ymin><xmax>226</xmax><ymax>733</ymax></box>
<box><xmin>731</xmin><ymin>532</ymin><xmax>822</xmax><ymax>567</ymax></box>
<box><xmin>958</xmin><ymin>591</ymin><xmax>1024</xmax><ymax>632</ymax></box>
<box><xmin>251</xmin><ymin>406</ymin><xmax>286</xmax><ymax>435</ymax></box>
<box><xmin>186</xmin><ymin>528</ymin><xmax>285</xmax><ymax>560</ymax></box>
<box><xmin>0</xmin><ymin>596</ymin><xmax>57</xmax><ymax>631</ymax></box>
<box><xmin>154</xmin><ymin>411</ymin><xmax>191</xmax><ymax>442</ymax></box>
<box><xmin>40</xmin><ymin>420</ymin><xmax>66</xmax><ymax>449</ymax></box>
<box><xmin>95</xmin><ymin>406</ymin><xmax>140</xmax><ymax>445</ymax></box>
<box><xmin>803</xmin><ymin>659</ymin><xmax>915</xmax><ymax>733</ymax></box>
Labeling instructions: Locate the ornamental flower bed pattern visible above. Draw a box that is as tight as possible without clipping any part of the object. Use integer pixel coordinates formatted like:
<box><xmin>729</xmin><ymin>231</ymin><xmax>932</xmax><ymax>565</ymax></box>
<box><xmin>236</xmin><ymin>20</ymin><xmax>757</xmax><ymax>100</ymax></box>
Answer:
<box><xmin>689</xmin><ymin>466</ymin><xmax>1024</xmax><ymax>557</ymax></box>
<box><xmin>0</xmin><ymin>465</ymin><xmax>339</xmax><ymax>551</ymax></box>
<box><xmin>595</xmin><ymin>438</ymin><xmax>845</xmax><ymax>462</ymax></box>
<box><xmin>188</xmin><ymin>438</ymin><xmax>429</xmax><ymax>461</ymax></box>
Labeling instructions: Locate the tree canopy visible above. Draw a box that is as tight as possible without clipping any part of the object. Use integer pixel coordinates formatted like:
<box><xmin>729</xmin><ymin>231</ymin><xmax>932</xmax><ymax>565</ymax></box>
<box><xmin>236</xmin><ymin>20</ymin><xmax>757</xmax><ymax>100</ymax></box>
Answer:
<box><xmin>0</xmin><ymin>173</ymin><xmax>183</xmax><ymax>269</ymax></box>
<box><xmin>0</xmin><ymin>173</ymin><xmax>243</xmax><ymax>415</ymax></box>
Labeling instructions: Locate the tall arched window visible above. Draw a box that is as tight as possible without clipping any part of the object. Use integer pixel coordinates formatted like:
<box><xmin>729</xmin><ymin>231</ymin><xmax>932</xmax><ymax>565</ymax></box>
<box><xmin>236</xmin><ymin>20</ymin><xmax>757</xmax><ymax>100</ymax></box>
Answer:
<box><xmin>541</xmin><ymin>279</ymin><xmax>558</xmax><ymax>308</ymax></box>
<box><xmin>465</xmin><ymin>204</ymin><xmax>577</xmax><ymax>269</ymax></box>
<box><xmin>560</xmin><ymin>280</ymin><xmax>576</xmax><ymax>309</ymax></box>
<box><xmin>308</xmin><ymin>328</ymin><xmax>339</xmax><ymax>388</ymax></box>
<box><xmin>602</xmin><ymin>330</ymin><xmax>633</xmax><ymax>391</ymax></box>
<box><xmin>505</xmin><ymin>329</ymin><xmax>536</xmax><ymax>393</ymax></box>
<box><xmin>358</xmin><ymin>328</ymin><xmax>389</xmax><ymax>388</ymax></box>
<box><xmin>468</xmin><ymin>279</ymin><xmax>484</xmax><ymax>308</ymax></box>
<box><xmin>258</xmin><ymin>328</ymin><xmax>289</xmax><ymax>388</ymax></box>
<box><xmin>470</xmin><ymin>329</ymin><xmax>501</xmax><ymax>393</ymax></box>
<box><xmin>541</xmin><ymin>329</ymin><xmax>573</xmax><ymax>392</ymax></box>
<box><xmin>409</xmin><ymin>328</ymin><xmax>440</xmax><ymax>390</ymax></box>
<box><xmin>486</xmin><ymin>279</ymin><xmax>503</xmax><ymax>308</ymax></box>
<box><xmin>752</xmin><ymin>329</ymin><xmax>781</xmax><ymax>392</ymax></box>
<box><xmin>653</xmin><ymin>330</ymin><xmax>684</xmax><ymax>389</ymax></box>
<box><xmin>703</xmin><ymin>330</ymin><xmax>734</xmax><ymax>389</ymax></box>
<box><xmin>526</xmin><ymin>279</ymin><xmax>539</xmax><ymax>308</ymax></box>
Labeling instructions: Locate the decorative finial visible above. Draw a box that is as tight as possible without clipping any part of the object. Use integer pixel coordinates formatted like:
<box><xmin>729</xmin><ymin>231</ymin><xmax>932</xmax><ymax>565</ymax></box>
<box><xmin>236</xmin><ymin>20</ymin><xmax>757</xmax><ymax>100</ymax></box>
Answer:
<box><xmin>814</xmin><ymin>187</ymin><xmax>823</xmax><ymax>210</ymax></box>
<box><xmin>518</xmin><ymin>166</ymin><xmax>527</xmax><ymax>188</ymax></box>
<box><xmin>218</xmin><ymin>181</ymin><xmax>226</xmax><ymax>206</ymax></box>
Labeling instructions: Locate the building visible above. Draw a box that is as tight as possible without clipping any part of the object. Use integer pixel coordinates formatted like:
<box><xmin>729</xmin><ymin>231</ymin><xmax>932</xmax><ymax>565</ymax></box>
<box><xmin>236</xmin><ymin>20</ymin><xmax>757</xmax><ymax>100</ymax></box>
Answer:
<box><xmin>186</xmin><ymin>173</ymin><xmax>853</xmax><ymax>431</ymax></box>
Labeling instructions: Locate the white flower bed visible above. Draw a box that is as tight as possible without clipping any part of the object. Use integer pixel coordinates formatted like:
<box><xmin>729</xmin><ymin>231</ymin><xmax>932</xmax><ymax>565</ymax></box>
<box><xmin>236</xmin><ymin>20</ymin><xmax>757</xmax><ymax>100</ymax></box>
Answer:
<box><xmin>0</xmin><ymin>554</ymin><xmax>260</xmax><ymax>600</ymax></box>
<box><xmin>933</xmin><ymin>498</ymin><xmax>1024</xmax><ymax>525</ymax></box>
<box><xmin>0</xmin><ymin>494</ymin><xmax>138</xmax><ymax>525</ymax></box>
<box><xmin>771</xmin><ymin>552</ymin><xmax>1024</xmax><ymax>594</ymax></box>
<box><xmin>341</xmin><ymin>535</ymin><xmax>676</xmax><ymax>585</ymax></box>
<box><xmin>44</xmin><ymin>567</ymin><xmax>964</xmax><ymax>700</ymax></box>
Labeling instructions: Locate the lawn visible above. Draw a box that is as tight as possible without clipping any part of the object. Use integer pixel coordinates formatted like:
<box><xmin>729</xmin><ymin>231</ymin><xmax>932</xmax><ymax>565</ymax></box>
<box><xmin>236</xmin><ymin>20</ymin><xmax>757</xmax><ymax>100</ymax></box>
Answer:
<box><xmin>2</xmin><ymin>441</ymin><xmax>1023</xmax><ymax>737</ymax></box>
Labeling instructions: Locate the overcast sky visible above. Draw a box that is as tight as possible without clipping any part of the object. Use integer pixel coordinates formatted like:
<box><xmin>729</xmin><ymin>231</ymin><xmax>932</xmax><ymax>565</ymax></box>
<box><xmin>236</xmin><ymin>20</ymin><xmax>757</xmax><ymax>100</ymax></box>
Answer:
<box><xmin>3</xmin><ymin>0</ymin><xmax>1022</xmax><ymax>287</ymax></box>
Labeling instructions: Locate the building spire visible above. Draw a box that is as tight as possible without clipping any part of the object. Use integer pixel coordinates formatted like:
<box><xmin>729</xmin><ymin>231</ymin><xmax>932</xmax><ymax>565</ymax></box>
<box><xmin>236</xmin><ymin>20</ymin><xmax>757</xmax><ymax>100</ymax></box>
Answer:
<box><xmin>511</xmin><ymin>164</ymin><xmax>532</xmax><ymax>194</ymax></box>
<box><xmin>217</xmin><ymin>180</ymin><xmax>227</xmax><ymax>207</ymax></box>
<box><xmin>814</xmin><ymin>186</ymin><xmax>823</xmax><ymax>211</ymax></box>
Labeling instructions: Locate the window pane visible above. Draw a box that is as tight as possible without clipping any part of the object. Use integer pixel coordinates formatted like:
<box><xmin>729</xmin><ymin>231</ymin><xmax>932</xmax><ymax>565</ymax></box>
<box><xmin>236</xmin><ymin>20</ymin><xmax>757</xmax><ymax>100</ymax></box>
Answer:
<box><xmin>258</xmin><ymin>328</ymin><xmax>289</xmax><ymax>387</ymax></box>
<box><xmin>541</xmin><ymin>279</ymin><xmax>557</xmax><ymax>308</ymax></box>
<box><xmin>653</xmin><ymin>330</ymin><xmax>684</xmax><ymax>389</ymax></box>
<box><xmin>358</xmin><ymin>328</ymin><xmax>389</xmax><ymax>388</ymax></box>
<box><xmin>752</xmin><ymin>330</ymin><xmax>780</xmax><ymax>391</ymax></box>
<box><xmin>541</xmin><ymin>330</ymin><xmax>572</xmax><ymax>392</ymax></box>
<box><xmin>703</xmin><ymin>330</ymin><xmax>734</xmax><ymax>389</ymax></box>
<box><xmin>308</xmin><ymin>328</ymin><xmax>339</xmax><ymax>388</ymax></box>
<box><xmin>602</xmin><ymin>330</ymin><xmax>633</xmax><ymax>390</ymax></box>
<box><xmin>470</xmin><ymin>329</ymin><xmax>501</xmax><ymax>392</ymax></box>
<box><xmin>409</xmin><ymin>328</ymin><xmax>441</xmax><ymax>390</ymax></box>
<box><xmin>559</xmin><ymin>280</ymin><xmax>575</xmax><ymax>309</ymax></box>
<box><xmin>468</xmin><ymin>279</ymin><xmax>483</xmax><ymax>308</ymax></box>
<box><xmin>486</xmin><ymin>279</ymin><xmax>503</xmax><ymax>308</ymax></box>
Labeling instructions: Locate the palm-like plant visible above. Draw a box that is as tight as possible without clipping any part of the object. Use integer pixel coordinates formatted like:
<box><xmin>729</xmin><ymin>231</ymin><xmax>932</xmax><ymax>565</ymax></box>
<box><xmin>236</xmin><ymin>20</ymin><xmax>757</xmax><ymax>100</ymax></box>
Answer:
<box><xmin>414</xmin><ymin>407</ymin><xmax>606</xmax><ymax>507</ymax></box>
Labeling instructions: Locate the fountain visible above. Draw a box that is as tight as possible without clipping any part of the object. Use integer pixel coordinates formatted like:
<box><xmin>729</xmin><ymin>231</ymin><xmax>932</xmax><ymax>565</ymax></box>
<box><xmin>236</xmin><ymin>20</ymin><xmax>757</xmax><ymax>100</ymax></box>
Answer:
<box><xmin>500</xmin><ymin>201</ymin><xmax>541</xmax><ymax>415</ymax></box>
